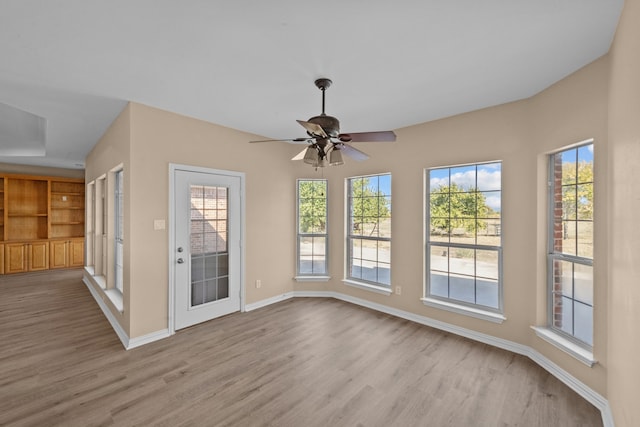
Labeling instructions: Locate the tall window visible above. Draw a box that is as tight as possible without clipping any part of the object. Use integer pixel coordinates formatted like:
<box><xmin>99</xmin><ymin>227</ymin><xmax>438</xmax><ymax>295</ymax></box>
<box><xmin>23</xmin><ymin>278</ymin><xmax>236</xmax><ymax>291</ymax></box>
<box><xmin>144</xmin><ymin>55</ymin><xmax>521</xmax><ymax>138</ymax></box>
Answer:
<box><xmin>426</xmin><ymin>162</ymin><xmax>502</xmax><ymax>312</ymax></box>
<box><xmin>296</xmin><ymin>179</ymin><xmax>328</xmax><ymax>277</ymax></box>
<box><xmin>548</xmin><ymin>142</ymin><xmax>593</xmax><ymax>347</ymax></box>
<box><xmin>347</xmin><ymin>174</ymin><xmax>391</xmax><ymax>287</ymax></box>
<box><xmin>95</xmin><ymin>176</ymin><xmax>107</xmax><ymax>280</ymax></box>
<box><xmin>86</xmin><ymin>181</ymin><xmax>95</xmax><ymax>269</ymax></box>
<box><xmin>114</xmin><ymin>169</ymin><xmax>124</xmax><ymax>293</ymax></box>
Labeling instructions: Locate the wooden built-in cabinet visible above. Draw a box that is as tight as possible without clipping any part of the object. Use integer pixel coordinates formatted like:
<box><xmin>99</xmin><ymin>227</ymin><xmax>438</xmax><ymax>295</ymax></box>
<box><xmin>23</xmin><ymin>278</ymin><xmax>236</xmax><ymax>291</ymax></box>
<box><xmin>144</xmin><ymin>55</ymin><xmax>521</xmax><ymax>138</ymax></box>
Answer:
<box><xmin>50</xmin><ymin>238</ymin><xmax>84</xmax><ymax>269</ymax></box>
<box><xmin>4</xmin><ymin>241</ymin><xmax>49</xmax><ymax>274</ymax></box>
<box><xmin>0</xmin><ymin>174</ymin><xmax>85</xmax><ymax>274</ymax></box>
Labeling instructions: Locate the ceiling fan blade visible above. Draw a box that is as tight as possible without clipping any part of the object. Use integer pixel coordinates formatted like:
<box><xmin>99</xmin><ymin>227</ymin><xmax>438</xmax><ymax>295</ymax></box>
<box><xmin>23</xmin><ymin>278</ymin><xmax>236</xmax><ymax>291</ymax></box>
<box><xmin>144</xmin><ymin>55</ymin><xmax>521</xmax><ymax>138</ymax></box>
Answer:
<box><xmin>338</xmin><ymin>130</ymin><xmax>396</xmax><ymax>143</ymax></box>
<box><xmin>340</xmin><ymin>143</ymin><xmax>370</xmax><ymax>162</ymax></box>
<box><xmin>291</xmin><ymin>148</ymin><xmax>308</xmax><ymax>161</ymax></box>
<box><xmin>296</xmin><ymin>120</ymin><xmax>327</xmax><ymax>138</ymax></box>
<box><xmin>249</xmin><ymin>137</ymin><xmax>310</xmax><ymax>143</ymax></box>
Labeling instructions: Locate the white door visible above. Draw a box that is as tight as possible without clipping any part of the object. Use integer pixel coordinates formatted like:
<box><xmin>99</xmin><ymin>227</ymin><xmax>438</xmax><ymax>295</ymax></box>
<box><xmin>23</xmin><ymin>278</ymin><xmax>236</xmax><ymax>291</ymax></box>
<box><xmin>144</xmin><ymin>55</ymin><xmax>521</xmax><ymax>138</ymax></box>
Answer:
<box><xmin>174</xmin><ymin>168</ymin><xmax>242</xmax><ymax>330</ymax></box>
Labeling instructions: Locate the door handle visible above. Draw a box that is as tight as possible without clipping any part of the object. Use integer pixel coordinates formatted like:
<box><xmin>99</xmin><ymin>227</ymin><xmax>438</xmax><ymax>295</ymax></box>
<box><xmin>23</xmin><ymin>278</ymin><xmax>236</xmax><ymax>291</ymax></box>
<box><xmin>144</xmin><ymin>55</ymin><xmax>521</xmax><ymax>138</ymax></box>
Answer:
<box><xmin>177</xmin><ymin>258</ymin><xmax>184</xmax><ymax>264</ymax></box>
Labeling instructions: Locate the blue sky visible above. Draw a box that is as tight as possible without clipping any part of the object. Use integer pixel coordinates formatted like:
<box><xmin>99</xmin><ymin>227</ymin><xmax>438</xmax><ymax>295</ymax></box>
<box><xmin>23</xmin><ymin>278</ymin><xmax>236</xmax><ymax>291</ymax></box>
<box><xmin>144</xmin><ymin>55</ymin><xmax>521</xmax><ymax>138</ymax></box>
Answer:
<box><xmin>429</xmin><ymin>163</ymin><xmax>502</xmax><ymax>211</ymax></box>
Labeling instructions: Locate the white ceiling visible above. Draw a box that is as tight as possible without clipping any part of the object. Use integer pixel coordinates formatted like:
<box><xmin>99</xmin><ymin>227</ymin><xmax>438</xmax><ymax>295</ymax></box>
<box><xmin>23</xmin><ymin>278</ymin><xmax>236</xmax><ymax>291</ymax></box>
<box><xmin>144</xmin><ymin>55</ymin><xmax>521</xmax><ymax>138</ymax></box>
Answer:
<box><xmin>0</xmin><ymin>0</ymin><xmax>623</xmax><ymax>169</ymax></box>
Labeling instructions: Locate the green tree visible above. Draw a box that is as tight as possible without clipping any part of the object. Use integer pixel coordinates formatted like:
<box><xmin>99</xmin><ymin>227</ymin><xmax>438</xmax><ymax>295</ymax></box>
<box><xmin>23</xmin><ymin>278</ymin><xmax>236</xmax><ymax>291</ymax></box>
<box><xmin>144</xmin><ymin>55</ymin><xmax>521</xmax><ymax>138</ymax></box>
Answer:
<box><xmin>350</xmin><ymin>177</ymin><xmax>390</xmax><ymax>235</ymax></box>
<box><xmin>430</xmin><ymin>183</ymin><xmax>493</xmax><ymax>233</ymax></box>
<box><xmin>298</xmin><ymin>180</ymin><xmax>327</xmax><ymax>233</ymax></box>
<box><xmin>561</xmin><ymin>160</ymin><xmax>593</xmax><ymax>220</ymax></box>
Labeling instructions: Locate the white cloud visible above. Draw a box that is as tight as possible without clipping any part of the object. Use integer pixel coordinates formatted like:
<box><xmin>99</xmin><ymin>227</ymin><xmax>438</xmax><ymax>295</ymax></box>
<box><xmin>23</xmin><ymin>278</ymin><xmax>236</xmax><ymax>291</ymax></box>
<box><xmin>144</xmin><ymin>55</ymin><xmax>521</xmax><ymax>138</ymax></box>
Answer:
<box><xmin>431</xmin><ymin>168</ymin><xmax>501</xmax><ymax>191</ymax></box>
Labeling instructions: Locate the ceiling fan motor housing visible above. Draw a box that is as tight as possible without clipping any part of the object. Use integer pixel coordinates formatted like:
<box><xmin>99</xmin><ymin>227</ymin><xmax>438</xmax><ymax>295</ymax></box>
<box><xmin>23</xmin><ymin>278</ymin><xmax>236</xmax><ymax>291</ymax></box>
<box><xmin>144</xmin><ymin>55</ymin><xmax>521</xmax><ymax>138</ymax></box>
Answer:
<box><xmin>308</xmin><ymin>114</ymin><xmax>340</xmax><ymax>138</ymax></box>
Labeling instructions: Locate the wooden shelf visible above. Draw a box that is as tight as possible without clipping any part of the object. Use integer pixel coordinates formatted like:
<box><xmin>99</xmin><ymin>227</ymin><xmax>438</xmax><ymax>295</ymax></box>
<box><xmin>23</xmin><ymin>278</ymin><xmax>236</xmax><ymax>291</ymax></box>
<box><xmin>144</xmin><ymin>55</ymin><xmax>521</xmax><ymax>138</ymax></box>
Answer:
<box><xmin>8</xmin><ymin>213</ymin><xmax>48</xmax><ymax>217</ymax></box>
<box><xmin>1</xmin><ymin>174</ymin><xmax>85</xmax><ymax>271</ymax></box>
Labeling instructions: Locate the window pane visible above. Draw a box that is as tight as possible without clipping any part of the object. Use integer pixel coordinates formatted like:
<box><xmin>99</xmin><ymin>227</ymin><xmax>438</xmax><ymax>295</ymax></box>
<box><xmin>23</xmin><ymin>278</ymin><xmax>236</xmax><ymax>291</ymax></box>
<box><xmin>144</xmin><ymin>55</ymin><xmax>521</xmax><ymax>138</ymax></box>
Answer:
<box><xmin>217</xmin><ymin>277</ymin><xmax>229</xmax><ymax>299</ymax></box>
<box><xmin>560</xmin><ymin>150</ymin><xmax>577</xmax><ymax>185</ymax></box>
<box><xmin>430</xmin><ymin>245</ymin><xmax>449</xmax><ymax>274</ymax></box>
<box><xmin>429</xmin><ymin>218</ymin><xmax>450</xmax><ymax>243</ymax></box>
<box><xmin>478</xmin><ymin>191</ymin><xmax>501</xmax><ymax>218</ymax></box>
<box><xmin>450</xmin><ymin>165</ymin><xmax>476</xmax><ymax>190</ymax></box>
<box><xmin>577</xmin><ymin>221</ymin><xmax>593</xmax><ymax>258</ymax></box>
<box><xmin>577</xmin><ymin>184</ymin><xmax>593</xmax><ymax>220</ymax></box>
<box><xmin>429</xmin><ymin>168</ymin><xmax>450</xmax><ymax>191</ymax></box>
<box><xmin>574</xmin><ymin>263</ymin><xmax>593</xmax><ymax>305</ymax></box>
<box><xmin>574</xmin><ymin>301</ymin><xmax>593</xmax><ymax>346</ymax></box>
<box><xmin>476</xmin><ymin>277</ymin><xmax>499</xmax><ymax>309</ymax></box>
<box><xmin>477</xmin><ymin>163</ymin><xmax>501</xmax><ymax>191</ymax></box>
<box><xmin>476</xmin><ymin>219</ymin><xmax>501</xmax><ymax>246</ymax></box>
<box><xmin>449</xmin><ymin>274</ymin><xmax>475</xmax><ymax>304</ymax></box>
<box><xmin>449</xmin><ymin>247</ymin><xmax>474</xmax><ymax>277</ymax></box>
<box><xmin>191</xmin><ymin>282</ymin><xmax>204</xmax><ymax>307</ymax></box>
<box><xmin>476</xmin><ymin>249</ymin><xmax>498</xmax><ymax>281</ymax></box>
<box><xmin>562</xmin><ymin>221</ymin><xmax>577</xmax><ymax>256</ymax></box>
<box><xmin>450</xmin><ymin>227</ymin><xmax>475</xmax><ymax>245</ymax></box>
<box><xmin>378</xmin><ymin>174</ymin><xmax>391</xmax><ymax>196</ymax></box>
<box><xmin>204</xmin><ymin>279</ymin><xmax>217</xmax><ymax>304</ymax></box>
<box><xmin>191</xmin><ymin>256</ymin><xmax>204</xmax><ymax>283</ymax></box>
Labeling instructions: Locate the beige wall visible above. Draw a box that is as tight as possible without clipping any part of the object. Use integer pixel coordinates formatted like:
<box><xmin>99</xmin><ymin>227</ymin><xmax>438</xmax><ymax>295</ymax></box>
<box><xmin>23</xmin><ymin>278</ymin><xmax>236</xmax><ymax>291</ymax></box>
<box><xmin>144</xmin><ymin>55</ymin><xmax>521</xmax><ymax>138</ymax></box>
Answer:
<box><xmin>607</xmin><ymin>0</ymin><xmax>640</xmax><ymax>425</ymax></box>
<box><xmin>84</xmin><ymin>103</ymin><xmax>132</xmax><ymax>336</ymax></box>
<box><xmin>127</xmin><ymin>103</ymin><xmax>299</xmax><ymax>338</ymax></box>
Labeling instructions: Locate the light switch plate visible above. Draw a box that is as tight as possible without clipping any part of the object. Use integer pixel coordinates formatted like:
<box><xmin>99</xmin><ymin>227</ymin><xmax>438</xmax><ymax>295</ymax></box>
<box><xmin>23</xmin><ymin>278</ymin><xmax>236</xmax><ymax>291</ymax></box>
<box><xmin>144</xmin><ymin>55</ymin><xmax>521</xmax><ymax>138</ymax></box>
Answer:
<box><xmin>153</xmin><ymin>219</ymin><xmax>166</xmax><ymax>230</ymax></box>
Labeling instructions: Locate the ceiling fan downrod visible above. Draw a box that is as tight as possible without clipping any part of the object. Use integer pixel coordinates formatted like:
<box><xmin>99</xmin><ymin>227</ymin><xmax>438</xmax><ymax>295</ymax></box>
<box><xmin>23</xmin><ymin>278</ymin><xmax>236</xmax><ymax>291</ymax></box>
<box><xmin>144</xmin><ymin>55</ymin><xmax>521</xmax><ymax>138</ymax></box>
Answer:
<box><xmin>314</xmin><ymin>78</ymin><xmax>332</xmax><ymax>116</ymax></box>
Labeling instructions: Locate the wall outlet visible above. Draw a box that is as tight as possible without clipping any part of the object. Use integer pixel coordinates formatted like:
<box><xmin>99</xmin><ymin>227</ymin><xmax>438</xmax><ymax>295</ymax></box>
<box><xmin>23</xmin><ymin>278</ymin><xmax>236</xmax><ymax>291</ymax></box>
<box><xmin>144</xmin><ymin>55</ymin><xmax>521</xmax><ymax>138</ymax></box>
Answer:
<box><xmin>256</xmin><ymin>279</ymin><xmax>262</xmax><ymax>289</ymax></box>
<box><xmin>395</xmin><ymin>286</ymin><xmax>402</xmax><ymax>295</ymax></box>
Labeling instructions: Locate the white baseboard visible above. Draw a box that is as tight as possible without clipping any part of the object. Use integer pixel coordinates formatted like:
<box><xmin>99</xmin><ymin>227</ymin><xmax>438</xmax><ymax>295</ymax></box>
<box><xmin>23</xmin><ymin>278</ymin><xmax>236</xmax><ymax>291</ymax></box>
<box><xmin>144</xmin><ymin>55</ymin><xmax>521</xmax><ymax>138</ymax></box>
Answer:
<box><xmin>249</xmin><ymin>290</ymin><xmax>614</xmax><ymax>427</ymax></box>
<box><xmin>244</xmin><ymin>292</ymin><xmax>295</xmax><ymax>311</ymax></box>
<box><xmin>127</xmin><ymin>329</ymin><xmax>171</xmax><ymax>350</ymax></box>
<box><xmin>83</xmin><ymin>276</ymin><xmax>171</xmax><ymax>350</ymax></box>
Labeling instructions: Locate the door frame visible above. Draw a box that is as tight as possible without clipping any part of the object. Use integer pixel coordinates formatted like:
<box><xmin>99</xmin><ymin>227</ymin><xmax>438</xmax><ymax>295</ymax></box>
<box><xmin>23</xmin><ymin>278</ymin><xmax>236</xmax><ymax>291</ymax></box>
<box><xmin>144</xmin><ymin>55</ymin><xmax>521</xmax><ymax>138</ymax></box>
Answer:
<box><xmin>168</xmin><ymin>163</ymin><xmax>246</xmax><ymax>335</ymax></box>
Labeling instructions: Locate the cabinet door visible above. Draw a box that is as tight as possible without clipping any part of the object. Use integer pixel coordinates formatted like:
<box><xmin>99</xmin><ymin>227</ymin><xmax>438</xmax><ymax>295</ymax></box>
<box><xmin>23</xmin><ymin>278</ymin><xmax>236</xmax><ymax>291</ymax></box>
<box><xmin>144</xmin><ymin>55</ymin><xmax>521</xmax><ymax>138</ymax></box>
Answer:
<box><xmin>50</xmin><ymin>240</ymin><xmax>68</xmax><ymax>269</ymax></box>
<box><xmin>69</xmin><ymin>238</ymin><xmax>84</xmax><ymax>267</ymax></box>
<box><xmin>0</xmin><ymin>244</ymin><xmax>4</xmax><ymax>275</ymax></box>
<box><xmin>29</xmin><ymin>241</ymin><xmax>49</xmax><ymax>271</ymax></box>
<box><xmin>5</xmin><ymin>243</ymin><xmax>27</xmax><ymax>274</ymax></box>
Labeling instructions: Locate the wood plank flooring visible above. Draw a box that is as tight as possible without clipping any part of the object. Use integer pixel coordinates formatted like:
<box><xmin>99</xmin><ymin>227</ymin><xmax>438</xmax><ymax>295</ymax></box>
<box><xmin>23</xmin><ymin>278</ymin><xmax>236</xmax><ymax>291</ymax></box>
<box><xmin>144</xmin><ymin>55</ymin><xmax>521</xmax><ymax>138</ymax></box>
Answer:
<box><xmin>0</xmin><ymin>270</ymin><xmax>602</xmax><ymax>426</ymax></box>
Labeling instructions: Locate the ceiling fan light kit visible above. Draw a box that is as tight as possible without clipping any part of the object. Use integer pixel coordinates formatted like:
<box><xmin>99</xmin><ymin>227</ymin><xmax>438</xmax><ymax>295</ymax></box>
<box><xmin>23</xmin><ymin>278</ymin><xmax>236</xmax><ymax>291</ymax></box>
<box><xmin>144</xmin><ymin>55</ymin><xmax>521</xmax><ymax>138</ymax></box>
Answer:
<box><xmin>250</xmin><ymin>78</ymin><xmax>396</xmax><ymax>168</ymax></box>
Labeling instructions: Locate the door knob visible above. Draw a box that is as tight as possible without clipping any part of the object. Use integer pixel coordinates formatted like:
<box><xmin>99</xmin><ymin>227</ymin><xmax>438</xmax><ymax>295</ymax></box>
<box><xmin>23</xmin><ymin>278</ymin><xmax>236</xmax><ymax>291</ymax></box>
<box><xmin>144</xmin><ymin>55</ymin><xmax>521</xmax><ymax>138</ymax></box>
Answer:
<box><xmin>177</xmin><ymin>258</ymin><xmax>184</xmax><ymax>264</ymax></box>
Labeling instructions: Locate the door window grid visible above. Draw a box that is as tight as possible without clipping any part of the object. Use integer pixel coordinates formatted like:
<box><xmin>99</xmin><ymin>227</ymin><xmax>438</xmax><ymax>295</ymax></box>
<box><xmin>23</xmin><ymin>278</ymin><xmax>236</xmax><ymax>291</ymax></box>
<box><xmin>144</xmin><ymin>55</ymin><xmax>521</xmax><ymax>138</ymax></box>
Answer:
<box><xmin>190</xmin><ymin>185</ymin><xmax>229</xmax><ymax>306</ymax></box>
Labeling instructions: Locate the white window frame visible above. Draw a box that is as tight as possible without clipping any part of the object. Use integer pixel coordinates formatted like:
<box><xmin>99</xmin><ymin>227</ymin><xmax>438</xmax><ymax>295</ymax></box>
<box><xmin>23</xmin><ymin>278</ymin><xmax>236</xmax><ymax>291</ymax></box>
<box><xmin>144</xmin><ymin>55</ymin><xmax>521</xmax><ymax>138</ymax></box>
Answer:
<box><xmin>114</xmin><ymin>168</ymin><xmax>124</xmax><ymax>294</ymax></box>
<box><xmin>295</xmin><ymin>179</ymin><xmax>329</xmax><ymax>281</ymax></box>
<box><xmin>344</xmin><ymin>173</ymin><xmax>392</xmax><ymax>293</ymax></box>
<box><xmin>85</xmin><ymin>181</ymin><xmax>95</xmax><ymax>274</ymax></box>
<box><xmin>423</xmin><ymin>161</ymin><xmax>505</xmax><ymax>323</ymax></box>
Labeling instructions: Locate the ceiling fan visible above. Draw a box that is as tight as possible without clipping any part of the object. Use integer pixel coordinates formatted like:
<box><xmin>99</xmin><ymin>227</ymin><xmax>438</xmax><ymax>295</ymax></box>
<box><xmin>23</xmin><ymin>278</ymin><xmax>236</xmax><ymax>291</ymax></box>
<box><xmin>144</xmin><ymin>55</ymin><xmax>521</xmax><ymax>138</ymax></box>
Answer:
<box><xmin>250</xmin><ymin>78</ymin><xmax>396</xmax><ymax>167</ymax></box>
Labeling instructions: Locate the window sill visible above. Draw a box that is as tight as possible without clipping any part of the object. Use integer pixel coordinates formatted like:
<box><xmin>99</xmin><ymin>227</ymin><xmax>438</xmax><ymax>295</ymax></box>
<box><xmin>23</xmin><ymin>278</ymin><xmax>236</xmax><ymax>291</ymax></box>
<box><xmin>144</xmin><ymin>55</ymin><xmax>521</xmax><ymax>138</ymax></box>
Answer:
<box><xmin>421</xmin><ymin>298</ymin><xmax>506</xmax><ymax>324</ymax></box>
<box><xmin>342</xmin><ymin>279</ymin><xmax>392</xmax><ymax>296</ymax></box>
<box><xmin>104</xmin><ymin>289</ymin><xmax>124</xmax><ymax>313</ymax></box>
<box><xmin>294</xmin><ymin>275</ymin><xmax>331</xmax><ymax>282</ymax></box>
<box><xmin>531</xmin><ymin>326</ymin><xmax>596</xmax><ymax>367</ymax></box>
<box><xmin>93</xmin><ymin>274</ymin><xmax>107</xmax><ymax>290</ymax></box>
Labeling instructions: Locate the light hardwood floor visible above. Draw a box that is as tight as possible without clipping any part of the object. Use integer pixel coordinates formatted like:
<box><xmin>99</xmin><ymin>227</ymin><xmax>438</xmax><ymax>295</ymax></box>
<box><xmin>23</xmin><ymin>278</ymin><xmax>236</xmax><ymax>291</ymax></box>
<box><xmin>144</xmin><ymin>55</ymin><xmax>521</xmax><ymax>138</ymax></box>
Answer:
<box><xmin>0</xmin><ymin>269</ymin><xmax>602</xmax><ymax>426</ymax></box>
